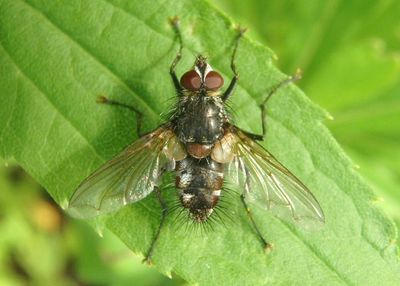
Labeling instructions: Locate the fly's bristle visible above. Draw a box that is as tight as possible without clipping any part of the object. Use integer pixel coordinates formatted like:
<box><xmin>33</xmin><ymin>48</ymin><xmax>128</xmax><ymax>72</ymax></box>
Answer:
<box><xmin>169</xmin><ymin>203</ymin><xmax>232</xmax><ymax>235</ymax></box>
<box><xmin>223</xmin><ymin>98</ymin><xmax>238</xmax><ymax>122</ymax></box>
<box><xmin>222</xmin><ymin>187</ymin><xmax>240</xmax><ymax>197</ymax></box>
<box><xmin>159</xmin><ymin>96</ymin><xmax>179</xmax><ymax>121</ymax></box>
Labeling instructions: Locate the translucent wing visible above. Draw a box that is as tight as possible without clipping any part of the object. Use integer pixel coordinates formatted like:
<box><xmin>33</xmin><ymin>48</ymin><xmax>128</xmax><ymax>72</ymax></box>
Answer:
<box><xmin>68</xmin><ymin>126</ymin><xmax>177</xmax><ymax>219</ymax></box>
<box><xmin>226</xmin><ymin>128</ymin><xmax>325</xmax><ymax>228</ymax></box>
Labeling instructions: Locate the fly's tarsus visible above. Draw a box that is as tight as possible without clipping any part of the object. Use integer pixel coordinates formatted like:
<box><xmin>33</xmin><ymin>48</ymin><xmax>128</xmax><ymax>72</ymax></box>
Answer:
<box><xmin>257</xmin><ymin>70</ymin><xmax>303</xmax><ymax>139</ymax></box>
<box><xmin>260</xmin><ymin>69</ymin><xmax>303</xmax><ymax>107</ymax></box>
<box><xmin>240</xmin><ymin>194</ymin><xmax>272</xmax><ymax>251</ymax></box>
<box><xmin>222</xmin><ymin>27</ymin><xmax>246</xmax><ymax>102</ymax></box>
<box><xmin>169</xmin><ymin>16</ymin><xmax>184</xmax><ymax>94</ymax></box>
<box><xmin>96</xmin><ymin>95</ymin><xmax>144</xmax><ymax>137</ymax></box>
<box><xmin>230</xmin><ymin>25</ymin><xmax>247</xmax><ymax>76</ymax></box>
<box><xmin>143</xmin><ymin>186</ymin><xmax>168</xmax><ymax>264</ymax></box>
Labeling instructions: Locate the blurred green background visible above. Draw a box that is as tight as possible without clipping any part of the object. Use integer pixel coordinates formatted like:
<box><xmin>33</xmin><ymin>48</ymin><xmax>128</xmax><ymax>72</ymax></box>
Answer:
<box><xmin>0</xmin><ymin>161</ymin><xmax>187</xmax><ymax>286</ymax></box>
<box><xmin>1</xmin><ymin>0</ymin><xmax>399</xmax><ymax>285</ymax></box>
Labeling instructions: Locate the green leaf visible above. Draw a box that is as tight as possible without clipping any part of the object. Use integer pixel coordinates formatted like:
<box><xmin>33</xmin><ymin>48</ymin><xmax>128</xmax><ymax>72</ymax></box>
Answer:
<box><xmin>306</xmin><ymin>40</ymin><xmax>400</xmax><ymax>225</ymax></box>
<box><xmin>1</xmin><ymin>0</ymin><xmax>399</xmax><ymax>285</ymax></box>
<box><xmin>213</xmin><ymin>0</ymin><xmax>400</xmax><ymax>245</ymax></box>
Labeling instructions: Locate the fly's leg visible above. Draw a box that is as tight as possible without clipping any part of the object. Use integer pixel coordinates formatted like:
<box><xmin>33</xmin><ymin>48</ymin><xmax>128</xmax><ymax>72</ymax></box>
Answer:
<box><xmin>143</xmin><ymin>186</ymin><xmax>168</xmax><ymax>265</ymax></box>
<box><xmin>240</xmin><ymin>167</ymin><xmax>272</xmax><ymax>252</ymax></box>
<box><xmin>222</xmin><ymin>26</ymin><xmax>247</xmax><ymax>101</ymax></box>
<box><xmin>243</xmin><ymin>70</ymin><xmax>302</xmax><ymax>141</ymax></box>
<box><xmin>97</xmin><ymin>96</ymin><xmax>144</xmax><ymax>137</ymax></box>
<box><xmin>240</xmin><ymin>194</ymin><xmax>272</xmax><ymax>253</ymax></box>
<box><xmin>169</xmin><ymin>16</ymin><xmax>183</xmax><ymax>95</ymax></box>
<box><xmin>259</xmin><ymin>70</ymin><xmax>302</xmax><ymax>139</ymax></box>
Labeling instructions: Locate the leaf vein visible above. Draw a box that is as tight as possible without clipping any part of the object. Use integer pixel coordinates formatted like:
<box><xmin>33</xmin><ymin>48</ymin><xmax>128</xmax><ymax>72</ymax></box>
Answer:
<box><xmin>23</xmin><ymin>0</ymin><xmax>158</xmax><ymax>119</ymax></box>
<box><xmin>0</xmin><ymin>40</ymin><xmax>105</xmax><ymax>163</ymax></box>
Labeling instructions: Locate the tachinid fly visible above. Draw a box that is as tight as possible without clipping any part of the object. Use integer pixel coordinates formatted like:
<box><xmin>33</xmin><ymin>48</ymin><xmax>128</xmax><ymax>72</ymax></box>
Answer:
<box><xmin>68</xmin><ymin>17</ymin><xmax>325</xmax><ymax>263</ymax></box>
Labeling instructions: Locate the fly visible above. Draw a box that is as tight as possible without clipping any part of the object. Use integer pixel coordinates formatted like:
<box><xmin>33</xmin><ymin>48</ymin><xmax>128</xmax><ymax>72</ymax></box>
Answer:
<box><xmin>67</xmin><ymin>17</ymin><xmax>325</xmax><ymax>264</ymax></box>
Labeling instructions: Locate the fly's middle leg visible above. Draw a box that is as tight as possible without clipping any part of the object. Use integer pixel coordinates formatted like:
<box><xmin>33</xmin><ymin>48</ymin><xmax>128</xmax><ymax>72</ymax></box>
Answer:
<box><xmin>259</xmin><ymin>70</ymin><xmax>302</xmax><ymax>139</ymax></box>
<box><xmin>143</xmin><ymin>186</ymin><xmax>169</xmax><ymax>265</ymax></box>
<box><xmin>169</xmin><ymin>16</ymin><xmax>183</xmax><ymax>95</ymax></box>
<box><xmin>222</xmin><ymin>26</ymin><xmax>246</xmax><ymax>101</ymax></box>
<box><xmin>243</xmin><ymin>70</ymin><xmax>302</xmax><ymax>141</ymax></box>
<box><xmin>96</xmin><ymin>96</ymin><xmax>144</xmax><ymax>137</ymax></box>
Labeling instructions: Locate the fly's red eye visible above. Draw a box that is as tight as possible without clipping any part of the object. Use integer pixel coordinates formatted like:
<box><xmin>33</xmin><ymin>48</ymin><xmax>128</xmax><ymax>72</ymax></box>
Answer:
<box><xmin>180</xmin><ymin>70</ymin><xmax>201</xmax><ymax>91</ymax></box>
<box><xmin>205</xmin><ymin>71</ymin><xmax>224</xmax><ymax>90</ymax></box>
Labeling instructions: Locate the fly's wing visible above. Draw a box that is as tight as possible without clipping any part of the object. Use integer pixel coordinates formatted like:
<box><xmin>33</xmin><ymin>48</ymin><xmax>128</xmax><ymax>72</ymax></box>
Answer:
<box><xmin>226</xmin><ymin>129</ymin><xmax>325</xmax><ymax>229</ymax></box>
<box><xmin>67</xmin><ymin>126</ymin><xmax>176</xmax><ymax>219</ymax></box>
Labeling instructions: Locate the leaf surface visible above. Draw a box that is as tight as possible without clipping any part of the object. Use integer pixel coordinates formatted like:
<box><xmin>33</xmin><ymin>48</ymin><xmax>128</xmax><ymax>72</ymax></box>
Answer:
<box><xmin>213</xmin><ymin>0</ymin><xmax>400</xmax><ymax>235</ymax></box>
<box><xmin>1</xmin><ymin>0</ymin><xmax>399</xmax><ymax>285</ymax></box>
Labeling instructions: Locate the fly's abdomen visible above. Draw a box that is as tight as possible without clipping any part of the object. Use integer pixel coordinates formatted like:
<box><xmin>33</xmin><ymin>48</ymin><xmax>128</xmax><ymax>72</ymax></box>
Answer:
<box><xmin>175</xmin><ymin>156</ymin><xmax>223</xmax><ymax>222</ymax></box>
<box><xmin>175</xmin><ymin>156</ymin><xmax>223</xmax><ymax>190</ymax></box>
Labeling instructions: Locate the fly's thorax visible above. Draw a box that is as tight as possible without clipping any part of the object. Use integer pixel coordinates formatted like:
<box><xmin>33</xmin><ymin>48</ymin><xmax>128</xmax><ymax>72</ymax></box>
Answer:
<box><xmin>173</xmin><ymin>95</ymin><xmax>227</xmax><ymax>149</ymax></box>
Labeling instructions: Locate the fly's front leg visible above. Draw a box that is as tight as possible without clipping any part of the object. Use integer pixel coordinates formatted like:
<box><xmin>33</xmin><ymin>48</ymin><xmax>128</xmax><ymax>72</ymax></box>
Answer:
<box><xmin>169</xmin><ymin>16</ymin><xmax>183</xmax><ymax>95</ymax></box>
<box><xmin>97</xmin><ymin>96</ymin><xmax>144</xmax><ymax>137</ymax></box>
<box><xmin>240</xmin><ymin>167</ymin><xmax>272</xmax><ymax>252</ymax></box>
<box><xmin>143</xmin><ymin>186</ymin><xmax>169</xmax><ymax>265</ymax></box>
<box><xmin>222</xmin><ymin>26</ymin><xmax>246</xmax><ymax>102</ymax></box>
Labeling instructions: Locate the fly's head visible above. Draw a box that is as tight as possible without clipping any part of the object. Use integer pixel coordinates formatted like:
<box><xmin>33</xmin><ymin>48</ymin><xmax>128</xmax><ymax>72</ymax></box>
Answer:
<box><xmin>179</xmin><ymin>189</ymin><xmax>219</xmax><ymax>223</ymax></box>
<box><xmin>180</xmin><ymin>55</ymin><xmax>224</xmax><ymax>95</ymax></box>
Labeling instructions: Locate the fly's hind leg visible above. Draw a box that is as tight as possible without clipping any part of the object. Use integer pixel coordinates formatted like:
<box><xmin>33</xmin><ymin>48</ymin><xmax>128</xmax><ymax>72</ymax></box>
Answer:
<box><xmin>169</xmin><ymin>16</ymin><xmax>183</xmax><ymax>95</ymax></box>
<box><xmin>97</xmin><ymin>96</ymin><xmax>144</xmax><ymax>137</ymax></box>
<box><xmin>241</xmin><ymin>167</ymin><xmax>272</xmax><ymax>253</ymax></box>
<box><xmin>143</xmin><ymin>186</ymin><xmax>169</xmax><ymax>265</ymax></box>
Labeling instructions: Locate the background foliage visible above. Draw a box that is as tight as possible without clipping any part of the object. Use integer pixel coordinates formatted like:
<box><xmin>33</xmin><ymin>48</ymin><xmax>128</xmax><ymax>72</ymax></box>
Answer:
<box><xmin>0</xmin><ymin>0</ymin><xmax>399</xmax><ymax>285</ymax></box>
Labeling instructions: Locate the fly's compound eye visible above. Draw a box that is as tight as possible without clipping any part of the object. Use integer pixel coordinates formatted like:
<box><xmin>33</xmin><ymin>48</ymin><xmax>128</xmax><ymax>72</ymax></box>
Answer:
<box><xmin>180</xmin><ymin>70</ymin><xmax>201</xmax><ymax>91</ymax></box>
<box><xmin>205</xmin><ymin>71</ymin><xmax>224</xmax><ymax>90</ymax></box>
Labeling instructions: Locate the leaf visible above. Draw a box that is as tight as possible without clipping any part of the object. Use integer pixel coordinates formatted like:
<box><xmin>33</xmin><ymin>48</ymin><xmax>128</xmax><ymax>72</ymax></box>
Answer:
<box><xmin>0</xmin><ymin>0</ymin><xmax>399</xmax><ymax>285</ymax></box>
<box><xmin>306</xmin><ymin>40</ymin><xmax>400</xmax><ymax>227</ymax></box>
<box><xmin>214</xmin><ymin>0</ymin><xmax>400</xmax><ymax>245</ymax></box>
